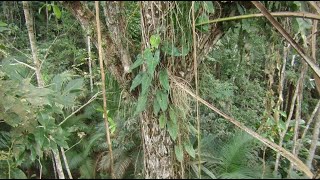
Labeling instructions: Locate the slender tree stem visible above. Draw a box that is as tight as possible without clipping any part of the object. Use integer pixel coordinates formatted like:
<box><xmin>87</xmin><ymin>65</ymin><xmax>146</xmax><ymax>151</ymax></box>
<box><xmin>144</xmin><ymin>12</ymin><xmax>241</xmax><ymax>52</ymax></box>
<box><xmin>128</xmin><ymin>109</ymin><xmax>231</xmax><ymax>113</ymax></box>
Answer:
<box><xmin>87</xmin><ymin>30</ymin><xmax>94</xmax><ymax>93</ymax></box>
<box><xmin>60</xmin><ymin>147</ymin><xmax>73</xmax><ymax>179</ymax></box>
<box><xmin>192</xmin><ymin>2</ymin><xmax>201</xmax><ymax>178</ymax></box>
<box><xmin>95</xmin><ymin>1</ymin><xmax>114</xmax><ymax>178</ymax></box>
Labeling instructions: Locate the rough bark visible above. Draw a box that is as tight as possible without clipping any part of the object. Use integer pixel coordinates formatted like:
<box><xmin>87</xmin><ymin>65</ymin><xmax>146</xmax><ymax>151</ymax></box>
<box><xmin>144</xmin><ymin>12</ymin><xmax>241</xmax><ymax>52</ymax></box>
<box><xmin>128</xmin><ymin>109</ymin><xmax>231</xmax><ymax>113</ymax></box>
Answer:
<box><xmin>139</xmin><ymin>2</ymin><xmax>175</xmax><ymax>178</ymax></box>
<box><xmin>103</xmin><ymin>1</ymin><xmax>132</xmax><ymax>74</ymax></box>
<box><xmin>61</xmin><ymin>1</ymin><xmax>234</xmax><ymax>178</ymax></box>
<box><xmin>61</xmin><ymin>1</ymin><xmax>128</xmax><ymax>87</ymax></box>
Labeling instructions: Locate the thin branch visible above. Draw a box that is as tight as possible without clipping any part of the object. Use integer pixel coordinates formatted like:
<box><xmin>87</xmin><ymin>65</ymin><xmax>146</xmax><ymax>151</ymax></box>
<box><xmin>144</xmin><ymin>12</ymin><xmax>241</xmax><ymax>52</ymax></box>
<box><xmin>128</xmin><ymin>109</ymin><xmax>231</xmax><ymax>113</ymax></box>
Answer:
<box><xmin>251</xmin><ymin>1</ymin><xmax>320</xmax><ymax>79</ymax></box>
<box><xmin>196</xmin><ymin>11</ymin><xmax>320</xmax><ymax>26</ymax></box>
<box><xmin>95</xmin><ymin>1</ymin><xmax>114</xmax><ymax>178</ymax></box>
<box><xmin>12</xmin><ymin>58</ymin><xmax>36</xmax><ymax>70</ymax></box>
<box><xmin>170</xmin><ymin>75</ymin><xmax>314</xmax><ymax>178</ymax></box>
<box><xmin>59</xmin><ymin>91</ymin><xmax>101</xmax><ymax>126</ymax></box>
<box><xmin>192</xmin><ymin>1</ymin><xmax>201</xmax><ymax>179</ymax></box>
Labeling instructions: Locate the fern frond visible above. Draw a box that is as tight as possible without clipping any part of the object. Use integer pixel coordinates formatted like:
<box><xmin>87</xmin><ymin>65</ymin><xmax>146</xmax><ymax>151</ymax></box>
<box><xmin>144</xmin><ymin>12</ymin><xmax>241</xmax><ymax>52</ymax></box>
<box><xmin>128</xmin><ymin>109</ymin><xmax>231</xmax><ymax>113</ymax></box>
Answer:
<box><xmin>114</xmin><ymin>157</ymin><xmax>132</xmax><ymax>179</ymax></box>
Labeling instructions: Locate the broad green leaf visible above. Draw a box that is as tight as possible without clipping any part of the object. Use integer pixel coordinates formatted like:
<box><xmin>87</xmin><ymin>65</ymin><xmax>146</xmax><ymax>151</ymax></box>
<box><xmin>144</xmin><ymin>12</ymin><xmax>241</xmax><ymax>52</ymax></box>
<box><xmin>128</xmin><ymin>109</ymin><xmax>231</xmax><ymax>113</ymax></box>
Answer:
<box><xmin>35</xmin><ymin>128</ymin><xmax>45</xmax><ymax>147</ymax></box>
<box><xmin>130</xmin><ymin>72</ymin><xmax>144</xmax><ymax>91</ymax></box>
<box><xmin>194</xmin><ymin>2</ymin><xmax>201</xmax><ymax>12</ymax></box>
<box><xmin>129</xmin><ymin>54</ymin><xmax>144</xmax><ymax>71</ymax></box>
<box><xmin>196</xmin><ymin>14</ymin><xmax>209</xmax><ymax>31</ymax></box>
<box><xmin>162</xmin><ymin>42</ymin><xmax>181</xmax><ymax>56</ymax></box>
<box><xmin>12</xmin><ymin>168</ymin><xmax>27</xmax><ymax>179</ymax></box>
<box><xmin>184</xmin><ymin>141</ymin><xmax>195</xmax><ymax>158</ymax></box>
<box><xmin>174</xmin><ymin>144</ymin><xmax>183</xmax><ymax>162</ymax></box>
<box><xmin>156</xmin><ymin>90</ymin><xmax>168</xmax><ymax>111</ymax></box>
<box><xmin>169</xmin><ymin>108</ymin><xmax>177</xmax><ymax>124</ymax></box>
<box><xmin>141</xmin><ymin>73</ymin><xmax>152</xmax><ymax>95</ymax></box>
<box><xmin>150</xmin><ymin>34</ymin><xmax>161</xmax><ymax>49</ymax></box>
<box><xmin>167</xmin><ymin>120</ymin><xmax>178</xmax><ymax>141</ymax></box>
<box><xmin>203</xmin><ymin>1</ymin><xmax>215</xmax><ymax>14</ymax></box>
<box><xmin>53</xmin><ymin>5</ymin><xmax>61</xmax><ymax>19</ymax></box>
<box><xmin>153</xmin><ymin>98</ymin><xmax>160</xmax><ymax>116</ymax></box>
<box><xmin>0</xmin><ymin>21</ymin><xmax>7</xmax><ymax>27</ymax></box>
<box><xmin>64</xmin><ymin>78</ymin><xmax>83</xmax><ymax>93</ymax></box>
<box><xmin>134</xmin><ymin>94</ymin><xmax>148</xmax><ymax>115</ymax></box>
<box><xmin>159</xmin><ymin>113</ymin><xmax>167</xmax><ymax>129</ymax></box>
<box><xmin>143</xmin><ymin>48</ymin><xmax>153</xmax><ymax>61</ymax></box>
<box><xmin>159</xmin><ymin>69</ymin><xmax>170</xmax><ymax>91</ymax></box>
<box><xmin>147</xmin><ymin>50</ymin><xmax>160</xmax><ymax>75</ymax></box>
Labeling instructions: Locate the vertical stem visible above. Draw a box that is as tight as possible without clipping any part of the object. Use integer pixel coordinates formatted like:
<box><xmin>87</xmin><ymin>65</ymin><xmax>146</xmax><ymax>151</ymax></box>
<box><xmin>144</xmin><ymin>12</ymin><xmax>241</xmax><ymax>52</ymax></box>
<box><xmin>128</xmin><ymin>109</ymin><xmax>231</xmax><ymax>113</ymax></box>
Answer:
<box><xmin>95</xmin><ymin>1</ymin><xmax>114</xmax><ymax>178</ymax></box>
<box><xmin>60</xmin><ymin>147</ymin><xmax>73</xmax><ymax>179</ymax></box>
<box><xmin>52</xmin><ymin>150</ymin><xmax>65</xmax><ymax>179</ymax></box>
<box><xmin>38</xmin><ymin>158</ymin><xmax>42</xmax><ymax>179</ymax></box>
<box><xmin>274</xmin><ymin>65</ymin><xmax>307</xmax><ymax>172</ymax></box>
<box><xmin>22</xmin><ymin>1</ymin><xmax>44</xmax><ymax>87</ymax></box>
<box><xmin>87</xmin><ymin>30</ymin><xmax>93</xmax><ymax>93</ymax></box>
<box><xmin>306</xmin><ymin>19</ymin><xmax>320</xmax><ymax>170</ymax></box>
<box><xmin>191</xmin><ymin>1</ymin><xmax>201</xmax><ymax>178</ymax></box>
<box><xmin>23</xmin><ymin>2</ymin><xmax>65</xmax><ymax>179</ymax></box>
<box><xmin>52</xmin><ymin>155</ymin><xmax>57</xmax><ymax>179</ymax></box>
<box><xmin>306</xmin><ymin>107</ymin><xmax>320</xmax><ymax>169</ymax></box>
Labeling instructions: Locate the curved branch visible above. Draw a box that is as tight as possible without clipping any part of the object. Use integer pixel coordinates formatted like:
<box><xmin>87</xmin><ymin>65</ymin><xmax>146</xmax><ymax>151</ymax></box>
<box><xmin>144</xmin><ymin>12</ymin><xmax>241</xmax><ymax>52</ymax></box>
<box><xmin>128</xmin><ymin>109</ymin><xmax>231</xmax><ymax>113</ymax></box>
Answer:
<box><xmin>252</xmin><ymin>1</ymin><xmax>320</xmax><ymax>79</ymax></box>
<box><xmin>196</xmin><ymin>11</ymin><xmax>320</xmax><ymax>26</ymax></box>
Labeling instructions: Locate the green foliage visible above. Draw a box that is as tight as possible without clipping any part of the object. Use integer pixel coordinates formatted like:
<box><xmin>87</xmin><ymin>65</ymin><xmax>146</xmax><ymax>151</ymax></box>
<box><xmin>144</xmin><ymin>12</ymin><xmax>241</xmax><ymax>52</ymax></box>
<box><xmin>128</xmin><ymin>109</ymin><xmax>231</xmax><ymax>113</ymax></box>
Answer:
<box><xmin>191</xmin><ymin>131</ymin><xmax>274</xmax><ymax>179</ymax></box>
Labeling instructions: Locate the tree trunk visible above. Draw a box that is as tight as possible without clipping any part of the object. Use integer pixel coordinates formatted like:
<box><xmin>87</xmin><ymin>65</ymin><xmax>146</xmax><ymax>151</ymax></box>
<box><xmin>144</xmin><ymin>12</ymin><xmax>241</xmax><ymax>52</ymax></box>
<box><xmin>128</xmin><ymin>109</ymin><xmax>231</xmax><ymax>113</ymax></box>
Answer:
<box><xmin>22</xmin><ymin>1</ymin><xmax>44</xmax><ymax>87</ymax></box>
<box><xmin>61</xmin><ymin>1</ymin><xmax>231</xmax><ymax>178</ymax></box>
<box><xmin>23</xmin><ymin>2</ymin><xmax>66</xmax><ymax>179</ymax></box>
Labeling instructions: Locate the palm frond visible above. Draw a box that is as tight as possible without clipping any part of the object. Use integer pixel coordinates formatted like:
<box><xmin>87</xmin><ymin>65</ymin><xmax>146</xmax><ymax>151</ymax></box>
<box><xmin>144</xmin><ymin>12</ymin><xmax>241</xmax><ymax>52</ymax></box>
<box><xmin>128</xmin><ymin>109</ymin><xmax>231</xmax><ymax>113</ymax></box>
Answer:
<box><xmin>114</xmin><ymin>157</ymin><xmax>132</xmax><ymax>179</ymax></box>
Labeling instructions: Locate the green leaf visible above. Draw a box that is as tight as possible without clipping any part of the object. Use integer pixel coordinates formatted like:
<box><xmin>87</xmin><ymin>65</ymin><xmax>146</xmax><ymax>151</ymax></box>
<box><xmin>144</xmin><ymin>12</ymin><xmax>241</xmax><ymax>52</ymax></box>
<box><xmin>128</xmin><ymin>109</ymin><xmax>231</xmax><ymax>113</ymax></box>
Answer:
<box><xmin>129</xmin><ymin>54</ymin><xmax>144</xmax><ymax>71</ymax></box>
<box><xmin>35</xmin><ymin>128</ymin><xmax>45</xmax><ymax>147</ymax></box>
<box><xmin>12</xmin><ymin>168</ymin><xmax>27</xmax><ymax>179</ymax></box>
<box><xmin>153</xmin><ymin>98</ymin><xmax>160</xmax><ymax>116</ymax></box>
<box><xmin>167</xmin><ymin>120</ymin><xmax>178</xmax><ymax>141</ymax></box>
<box><xmin>147</xmin><ymin>50</ymin><xmax>160</xmax><ymax>75</ymax></box>
<box><xmin>53</xmin><ymin>5</ymin><xmax>61</xmax><ymax>19</ymax></box>
<box><xmin>150</xmin><ymin>34</ymin><xmax>161</xmax><ymax>49</ymax></box>
<box><xmin>279</xmin><ymin>110</ymin><xmax>287</xmax><ymax>118</ymax></box>
<box><xmin>159</xmin><ymin>69</ymin><xmax>170</xmax><ymax>91</ymax></box>
<box><xmin>156</xmin><ymin>90</ymin><xmax>168</xmax><ymax>111</ymax></box>
<box><xmin>134</xmin><ymin>94</ymin><xmax>148</xmax><ymax>115</ymax></box>
<box><xmin>196</xmin><ymin>14</ymin><xmax>209</xmax><ymax>31</ymax></box>
<box><xmin>169</xmin><ymin>108</ymin><xmax>177</xmax><ymax>124</ymax></box>
<box><xmin>162</xmin><ymin>42</ymin><xmax>181</xmax><ymax>56</ymax></box>
<box><xmin>184</xmin><ymin>141</ymin><xmax>195</xmax><ymax>158</ymax></box>
<box><xmin>64</xmin><ymin>78</ymin><xmax>83</xmax><ymax>93</ymax></box>
<box><xmin>0</xmin><ymin>21</ymin><xmax>7</xmax><ymax>27</ymax></box>
<box><xmin>130</xmin><ymin>72</ymin><xmax>144</xmax><ymax>91</ymax></box>
<box><xmin>203</xmin><ymin>1</ymin><xmax>215</xmax><ymax>14</ymax></box>
<box><xmin>141</xmin><ymin>73</ymin><xmax>152</xmax><ymax>95</ymax></box>
<box><xmin>174</xmin><ymin>144</ymin><xmax>183</xmax><ymax>162</ymax></box>
<box><xmin>159</xmin><ymin>113</ymin><xmax>167</xmax><ymax>129</ymax></box>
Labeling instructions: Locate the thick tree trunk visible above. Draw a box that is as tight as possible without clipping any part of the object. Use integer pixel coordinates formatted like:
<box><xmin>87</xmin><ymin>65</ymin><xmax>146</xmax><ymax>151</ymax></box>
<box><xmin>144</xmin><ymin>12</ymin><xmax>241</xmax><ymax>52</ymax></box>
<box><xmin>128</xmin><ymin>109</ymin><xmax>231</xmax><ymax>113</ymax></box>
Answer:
<box><xmin>61</xmin><ymin>1</ymin><xmax>230</xmax><ymax>178</ymax></box>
